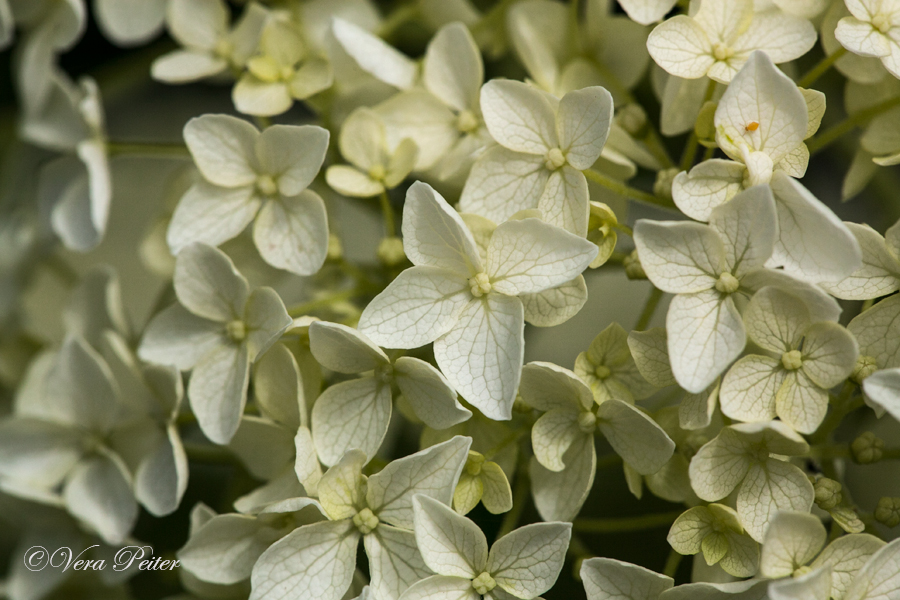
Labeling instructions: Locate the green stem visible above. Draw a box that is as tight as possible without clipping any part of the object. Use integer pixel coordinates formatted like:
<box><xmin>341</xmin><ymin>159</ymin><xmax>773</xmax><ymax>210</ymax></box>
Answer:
<box><xmin>644</xmin><ymin>128</ymin><xmax>676</xmax><ymax>169</ymax></box>
<box><xmin>882</xmin><ymin>447</ymin><xmax>900</xmax><ymax>460</ymax></box>
<box><xmin>43</xmin><ymin>253</ymin><xmax>79</xmax><ymax>286</ymax></box>
<box><xmin>663</xmin><ymin>548</ymin><xmax>683</xmax><ymax>578</ymax></box>
<box><xmin>798</xmin><ymin>47</ymin><xmax>847</xmax><ymax>89</ymax></box>
<box><xmin>634</xmin><ymin>286</ymin><xmax>663</xmax><ymax>331</ymax></box>
<box><xmin>810</xmin><ymin>382</ymin><xmax>862</xmax><ymax>445</ymax></box>
<box><xmin>288</xmin><ymin>288</ymin><xmax>359</xmax><ymax>317</ymax></box>
<box><xmin>378</xmin><ymin>3</ymin><xmax>420</xmax><ymax>39</ymax></box>
<box><xmin>497</xmin><ymin>468</ymin><xmax>530</xmax><ymax>539</ymax></box>
<box><xmin>807</xmin><ymin>443</ymin><xmax>851</xmax><ymax>460</ymax></box>
<box><xmin>107</xmin><ymin>141</ymin><xmax>190</xmax><ymax>157</ymax></box>
<box><xmin>472</xmin><ymin>0</ymin><xmax>519</xmax><ymax>35</ymax></box>
<box><xmin>680</xmin><ymin>78</ymin><xmax>717</xmax><ymax>172</ymax></box>
<box><xmin>583</xmin><ymin>169</ymin><xmax>674</xmax><ymax>208</ymax></box>
<box><xmin>380</xmin><ymin>190</ymin><xmax>397</xmax><ymax>237</ymax></box>
<box><xmin>808</xmin><ymin>95</ymin><xmax>900</xmax><ymax>155</ymax></box>
<box><xmin>613</xmin><ymin>222</ymin><xmax>633</xmax><ymax>237</ymax></box>
<box><xmin>573</xmin><ymin>510</ymin><xmax>684</xmax><ymax>534</ymax></box>
<box><xmin>595</xmin><ymin>452</ymin><xmax>624</xmax><ymax>470</ymax></box>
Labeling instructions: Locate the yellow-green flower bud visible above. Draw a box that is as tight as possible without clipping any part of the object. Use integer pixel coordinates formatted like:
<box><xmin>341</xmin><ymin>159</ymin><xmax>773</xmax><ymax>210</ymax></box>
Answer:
<box><xmin>813</xmin><ymin>477</ymin><xmax>842</xmax><ymax>510</ymax></box>
<box><xmin>875</xmin><ymin>497</ymin><xmax>900</xmax><ymax>527</ymax></box>
<box><xmin>851</xmin><ymin>432</ymin><xmax>884</xmax><ymax>464</ymax></box>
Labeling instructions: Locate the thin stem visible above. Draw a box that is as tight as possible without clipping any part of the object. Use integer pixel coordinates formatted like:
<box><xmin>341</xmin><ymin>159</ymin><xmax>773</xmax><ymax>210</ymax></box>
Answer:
<box><xmin>798</xmin><ymin>47</ymin><xmax>847</xmax><ymax>89</ymax></box>
<box><xmin>107</xmin><ymin>141</ymin><xmax>190</xmax><ymax>157</ymax></box>
<box><xmin>496</xmin><ymin>468</ymin><xmax>530</xmax><ymax>539</ymax></box>
<box><xmin>680</xmin><ymin>78</ymin><xmax>717</xmax><ymax>172</ymax></box>
<box><xmin>573</xmin><ymin>510</ymin><xmax>684</xmax><ymax>534</ymax></box>
<box><xmin>472</xmin><ymin>0</ymin><xmax>519</xmax><ymax>35</ymax></box>
<box><xmin>43</xmin><ymin>253</ymin><xmax>79</xmax><ymax>286</ymax></box>
<box><xmin>583</xmin><ymin>169</ymin><xmax>674</xmax><ymax>209</ymax></box>
<box><xmin>634</xmin><ymin>286</ymin><xmax>664</xmax><ymax>331</ymax></box>
<box><xmin>379</xmin><ymin>190</ymin><xmax>397</xmax><ymax>237</ymax></box>
<box><xmin>663</xmin><ymin>549</ymin><xmax>683</xmax><ymax>578</ymax></box>
<box><xmin>288</xmin><ymin>288</ymin><xmax>359</xmax><ymax>317</ymax></box>
<box><xmin>378</xmin><ymin>3</ymin><xmax>420</xmax><ymax>39</ymax></box>
<box><xmin>613</xmin><ymin>222</ymin><xmax>633</xmax><ymax>237</ymax></box>
<box><xmin>644</xmin><ymin>128</ymin><xmax>676</xmax><ymax>169</ymax></box>
<box><xmin>807</xmin><ymin>443</ymin><xmax>851</xmax><ymax>460</ymax></box>
<box><xmin>808</xmin><ymin>95</ymin><xmax>900</xmax><ymax>155</ymax></box>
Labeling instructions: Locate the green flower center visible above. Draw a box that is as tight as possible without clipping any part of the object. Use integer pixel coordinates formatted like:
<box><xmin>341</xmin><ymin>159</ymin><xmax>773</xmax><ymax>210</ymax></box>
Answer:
<box><xmin>577</xmin><ymin>411</ymin><xmax>598</xmax><ymax>434</ymax></box>
<box><xmin>712</xmin><ymin>43</ymin><xmax>733</xmax><ymax>61</ymax></box>
<box><xmin>544</xmin><ymin>148</ymin><xmax>566</xmax><ymax>171</ymax></box>
<box><xmin>226</xmin><ymin>320</ymin><xmax>246</xmax><ymax>342</ymax></box>
<box><xmin>469</xmin><ymin>273</ymin><xmax>492</xmax><ymax>297</ymax></box>
<box><xmin>368</xmin><ymin>164</ymin><xmax>386</xmax><ymax>182</ymax></box>
<box><xmin>873</xmin><ymin>14</ymin><xmax>892</xmax><ymax>33</ymax></box>
<box><xmin>456</xmin><ymin>110</ymin><xmax>479</xmax><ymax>133</ymax></box>
<box><xmin>472</xmin><ymin>572</ymin><xmax>496</xmax><ymax>594</ymax></box>
<box><xmin>352</xmin><ymin>508</ymin><xmax>379</xmax><ymax>534</ymax></box>
<box><xmin>594</xmin><ymin>365</ymin><xmax>612</xmax><ymax>380</ymax></box>
<box><xmin>256</xmin><ymin>174</ymin><xmax>278</xmax><ymax>196</ymax></box>
<box><xmin>781</xmin><ymin>350</ymin><xmax>803</xmax><ymax>371</ymax></box>
<box><xmin>715</xmin><ymin>272</ymin><xmax>740</xmax><ymax>294</ymax></box>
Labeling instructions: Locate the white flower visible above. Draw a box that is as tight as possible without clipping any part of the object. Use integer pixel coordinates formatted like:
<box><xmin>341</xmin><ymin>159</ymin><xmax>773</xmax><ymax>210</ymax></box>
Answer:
<box><xmin>358</xmin><ymin>181</ymin><xmax>598</xmax><ymax>420</ymax></box>
<box><xmin>325</xmin><ymin>107</ymin><xmax>418</xmax><ymax>197</ymax></box>
<box><xmin>647</xmin><ymin>0</ymin><xmax>816</xmax><ymax>83</ymax></box>
<box><xmin>506</xmin><ymin>0</ymin><xmax>651</xmax><ymax>101</ymax></box>
<box><xmin>26</xmin><ymin>74</ymin><xmax>111</xmax><ymax>252</ymax></box>
<box><xmin>574</xmin><ymin>322</ymin><xmax>657</xmax><ymax>404</ymax></box>
<box><xmin>234</xmin><ymin>18</ymin><xmax>334</xmax><ymax>116</ymax></box>
<box><xmin>0</xmin><ymin>0</ymin><xmax>13</xmax><ymax>50</ymax></box>
<box><xmin>667</xmin><ymin>504</ymin><xmax>759</xmax><ymax>577</ymax></box>
<box><xmin>688</xmin><ymin>420</ymin><xmax>813</xmax><ymax>541</ymax></box>
<box><xmin>672</xmin><ymin>51</ymin><xmax>862</xmax><ymax>283</ymax></box>
<box><xmin>764</xmin><ymin>514</ymin><xmax>897</xmax><ymax>600</ymax></box>
<box><xmin>520</xmin><ymin>361</ymin><xmax>675</xmax><ymax>522</ymax></box>
<box><xmin>835</xmin><ymin>0</ymin><xmax>900</xmax><ymax>79</ymax></box>
<box><xmin>719</xmin><ymin>287</ymin><xmax>858</xmax><ymax>434</ymax></box>
<box><xmin>822</xmin><ymin>1</ymin><xmax>887</xmax><ymax>84</ymax></box>
<box><xmin>635</xmin><ymin>184</ymin><xmax>839</xmax><ymax>393</ymax></box>
<box><xmin>167</xmin><ymin>114</ymin><xmax>330</xmax><ymax>276</ymax></box>
<box><xmin>0</xmin><ymin>336</ymin><xmax>142</xmax><ymax>544</ymax></box>
<box><xmin>848</xmin><ymin>292</ymin><xmax>900</xmax><ymax>394</ymax></box>
<box><xmin>249</xmin><ymin>437</ymin><xmax>471</xmax><ymax>600</ymax></box>
<box><xmin>93</xmin><ymin>0</ymin><xmax>165</xmax><ymax>47</ymax></box>
<box><xmin>308</xmin><ymin>320</ymin><xmax>471</xmax><ymax>465</ymax></box>
<box><xmin>152</xmin><ymin>0</ymin><xmax>268</xmax><ymax>84</ymax></box>
<box><xmin>138</xmin><ymin>243</ymin><xmax>292</xmax><ymax>444</ymax></box>
<box><xmin>374</xmin><ymin>22</ymin><xmax>492</xmax><ymax>178</ymax></box>
<box><xmin>400</xmin><ymin>494</ymin><xmax>571</xmax><ymax>600</ymax></box>
<box><xmin>822</xmin><ymin>219</ymin><xmax>900</xmax><ymax>299</ymax></box>
<box><xmin>459</xmin><ymin>79</ymin><xmax>613</xmax><ymax>236</ymax></box>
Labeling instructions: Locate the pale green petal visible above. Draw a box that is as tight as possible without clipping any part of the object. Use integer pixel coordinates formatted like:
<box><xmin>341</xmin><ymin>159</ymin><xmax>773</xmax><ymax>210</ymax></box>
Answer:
<box><xmin>184</xmin><ymin>114</ymin><xmax>258</xmax><ymax>187</ymax></box>
<box><xmin>394</xmin><ymin>356</ymin><xmax>472</xmax><ymax>429</ymax></box>
<box><xmin>760</xmin><ymin>511</ymin><xmax>826</xmax><ymax>578</ymax></box>
<box><xmin>174</xmin><ymin>242</ymin><xmax>250</xmax><ymax>322</ymax></box>
<box><xmin>411</xmin><ymin>494</ymin><xmax>488</xmax><ymax>578</ymax></box>
<box><xmin>311</xmin><ymin>377</ymin><xmax>391</xmax><ymax>466</ymax></box>
<box><xmin>487</xmin><ymin>522</ymin><xmax>572</xmax><ymax>599</ymax></box>
<box><xmin>309</xmin><ymin>321</ymin><xmax>390</xmax><ymax>374</ymax></box>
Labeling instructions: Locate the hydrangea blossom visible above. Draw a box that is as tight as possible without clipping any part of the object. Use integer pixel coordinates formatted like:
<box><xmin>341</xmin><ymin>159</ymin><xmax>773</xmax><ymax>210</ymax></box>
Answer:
<box><xmin>250</xmin><ymin>436</ymin><xmax>471</xmax><ymax>600</ymax></box>
<box><xmin>667</xmin><ymin>504</ymin><xmax>759</xmax><ymax>577</ymax></box>
<box><xmin>672</xmin><ymin>51</ymin><xmax>861</xmax><ymax>283</ymax></box>
<box><xmin>401</xmin><ymin>493</ymin><xmax>571</xmax><ymax>600</ymax></box>
<box><xmin>138</xmin><ymin>243</ymin><xmax>292</xmax><ymax>444</ymax></box>
<box><xmin>719</xmin><ymin>287</ymin><xmax>858</xmax><ymax>434</ymax></box>
<box><xmin>688</xmin><ymin>421</ymin><xmax>813</xmax><ymax>541</ymax></box>
<box><xmin>835</xmin><ymin>0</ymin><xmax>900</xmax><ymax>79</ymax></box>
<box><xmin>308</xmin><ymin>320</ymin><xmax>470</xmax><ymax>465</ymax></box>
<box><xmin>647</xmin><ymin>0</ymin><xmax>816</xmax><ymax>83</ymax></box>
<box><xmin>151</xmin><ymin>0</ymin><xmax>267</xmax><ymax>84</ymax></box>
<box><xmin>359</xmin><ymin>181</ymin><xmax>597</xmax><ymax>419</ymax></box>
<box><xmin>459</xmin><ymin>80</ymin><xmax>613</xmax><ymax>236</ymax></box>
<box><xmin>635</xmin><ymin>184</ymin><xmax>839</xmax><ymax>393</ymax></box>
<box><xmin>167</xmin><ymin>114</ymin><xmax>331</xmax><ymax>275</ymax></box>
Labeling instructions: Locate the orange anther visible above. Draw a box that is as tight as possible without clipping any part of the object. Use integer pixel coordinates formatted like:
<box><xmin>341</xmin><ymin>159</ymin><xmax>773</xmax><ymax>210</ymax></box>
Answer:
<box><xmin>745</xmin><ymin>121</ymin><xmax>759</xmax><ymax>132</ymax></box>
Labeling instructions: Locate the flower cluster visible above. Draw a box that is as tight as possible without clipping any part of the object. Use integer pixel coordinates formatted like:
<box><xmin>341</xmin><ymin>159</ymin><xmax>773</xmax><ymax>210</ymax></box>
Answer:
<box><xmin>1</xmin><ymin>1</ymin><xmax>900</xmax><ymax>599</ymax></box>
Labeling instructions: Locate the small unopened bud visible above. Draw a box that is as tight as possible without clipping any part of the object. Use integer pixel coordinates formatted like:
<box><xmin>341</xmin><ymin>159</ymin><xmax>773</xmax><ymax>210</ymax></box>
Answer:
<box><xmin>377</xmin><ymin>236</ymin><xmax>406</xmax><ymax>266</ymax></box>
<box><xmin>327</xmin><ymin>234</ymin><xmax>343</xmax><ymax>261</ymax></box>
<box><xmin>813</xmin><ymin>478</ymin><xmax>842</xmax><ymax>510</ymax></box>
<box><xmin>615</xmin><ymin>104</ymin><xmax>647</xmax><ymax>136</ymax></box>
<box><xmin>875</xmin><ymin>497</ymin><xmax>900</xmax><ymax>527</ymax></box>
<box><xmin>852</xmin><ymin>355</ymin><xmax>879</xmax><ymax>384</ymax></box>
<box><xmin>513</xmin><ymin>393</ymin><xmax>532</xmax><ymax>414</ymax></box>
<box><xmin>465</xmin><ymin>451</ymin><xmax>485</xmax><ymax>476</ymax></box>
<box><xmin>851</xmin><ymin>432</ymin><xmax>884</xmax><ymax>464</ymax></box>
<box><xmin>624</xmin><ymin>250</ymin><xmax>646</xmax><ymax>280</ymax></box>
<box><xmin>653</xmin><ymin>168</ymin><xmax>679</xmax><ymax>201</ymax></box>
<box><xmin>577</xmin><ymin>410</ymin><xmax>598</xmax><ymax>434</ymax></box>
